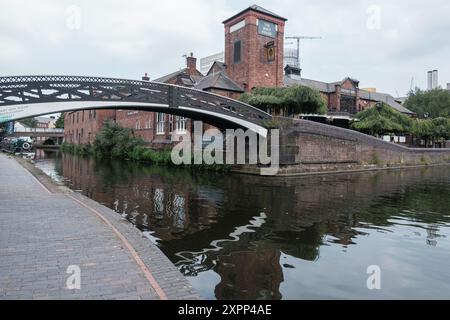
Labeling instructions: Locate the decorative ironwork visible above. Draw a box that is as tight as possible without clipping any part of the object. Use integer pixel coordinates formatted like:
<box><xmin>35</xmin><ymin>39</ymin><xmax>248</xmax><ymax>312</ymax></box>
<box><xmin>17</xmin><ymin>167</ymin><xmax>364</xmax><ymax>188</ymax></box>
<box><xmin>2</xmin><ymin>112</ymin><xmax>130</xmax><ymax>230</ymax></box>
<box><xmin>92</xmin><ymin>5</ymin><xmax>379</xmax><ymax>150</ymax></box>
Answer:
<box><xmin>0</xmin><ymin>75</ymin><xmax>271</xmax><ymax>131</ymax></box>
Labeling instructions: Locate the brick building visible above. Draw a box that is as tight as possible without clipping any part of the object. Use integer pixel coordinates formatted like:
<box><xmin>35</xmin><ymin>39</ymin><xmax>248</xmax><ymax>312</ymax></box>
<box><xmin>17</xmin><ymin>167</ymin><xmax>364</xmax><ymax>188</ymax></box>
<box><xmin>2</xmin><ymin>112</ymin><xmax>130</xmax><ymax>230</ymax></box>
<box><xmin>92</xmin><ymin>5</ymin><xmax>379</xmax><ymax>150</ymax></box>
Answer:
<box><xmin>223</xmin><ymin>5</ymin><xmax>287</xmax><ymax>91</ymax></box>
<box><xmin>284</xmin><ymin>74</ymin><xmax>415</xmax><ymax>117</ymax></box>
<box><xmin>64</xmin><ymin>110</ymin><xmax>116</xmax><ymax>145</ymax></box>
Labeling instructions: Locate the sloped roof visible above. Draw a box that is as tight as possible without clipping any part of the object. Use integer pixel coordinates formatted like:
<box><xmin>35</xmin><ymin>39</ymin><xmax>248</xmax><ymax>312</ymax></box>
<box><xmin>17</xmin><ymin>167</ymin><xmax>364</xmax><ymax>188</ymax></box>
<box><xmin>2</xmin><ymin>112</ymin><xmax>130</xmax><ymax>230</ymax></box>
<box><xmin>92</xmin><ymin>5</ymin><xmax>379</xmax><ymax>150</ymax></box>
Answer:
<box><xmin>207</xmin><ymin>61</ymin><xmax>227</xmax><ymax>75</ymax></box>
<box><xmin>223</xmin><ymin>4</ymin><xmax>287</xmax><ymax>24</ymax></box>
<box><xmin>359</xmin><ymin>90</ymin><xmax>415</xmax><ymax>115</ymax></box>
<box><xmin>194</xmin><ymin>71</ymin><xmax>244</xmax><ymax>93</ymax></box>
<box><xmin>284</xmin><ymin>76</ymin><xmax>337</xmax><ymax>93</ymax></box>
<box><xmin>284</xmin><ymin>75</ymin><xmax>415</xmax><ymax>115</ymax></box>
<box><xmin>35</xmin><ymin>116</ymin><xmax>53</xmax><ymax>124</ymax></box>
<box><xmin>154</xmin><ymin>68</ymin><xmax>187</xmax><ymax>83</ymax></box>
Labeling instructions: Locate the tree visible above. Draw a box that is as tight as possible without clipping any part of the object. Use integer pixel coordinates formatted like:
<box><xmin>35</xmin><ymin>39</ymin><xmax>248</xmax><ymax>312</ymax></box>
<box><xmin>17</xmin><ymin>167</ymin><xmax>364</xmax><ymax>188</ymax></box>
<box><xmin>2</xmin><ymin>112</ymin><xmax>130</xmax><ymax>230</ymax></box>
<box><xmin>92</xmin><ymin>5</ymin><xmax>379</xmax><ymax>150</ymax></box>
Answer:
<box><xmin>55</xmin><ymin>113</ymin><xmax>65</xmax><ymax>129</ymax></box>
<box><xmin>412</xmin><ymin>117</ymin><xmax>450</xmax><ymax>147</ymax></box>
<box><xmin>93</xmin><ymin>121</ymin><xmax>145</xmax><ymax>158</ymax></box>
<box><xmin>404</xmin><ymin>88</ymin><xmax>450</xmax><ymax>119</ymax></box>
<box><xmin>352</xmin><ymin>102</ymin><xmax>413</xmax><ymax>136</ymax></box>
<box><xmin>412</xmin><ymin>119</ymin><xmax>433</xmax><ymax>146</ymax></box>
<box><xmin>20</xmin><ymin>118</ymin><xmax>38</xmax><ymax>128</ymax></box>
<box><xmin>239</xmin><ymin>85</ymin><xmax>327</xmax><ymax>115</ymax></box>
<box><xmin>430</xmin><ymin>117</ymin><xmax>450</xmax><ymax>141</ymax></box>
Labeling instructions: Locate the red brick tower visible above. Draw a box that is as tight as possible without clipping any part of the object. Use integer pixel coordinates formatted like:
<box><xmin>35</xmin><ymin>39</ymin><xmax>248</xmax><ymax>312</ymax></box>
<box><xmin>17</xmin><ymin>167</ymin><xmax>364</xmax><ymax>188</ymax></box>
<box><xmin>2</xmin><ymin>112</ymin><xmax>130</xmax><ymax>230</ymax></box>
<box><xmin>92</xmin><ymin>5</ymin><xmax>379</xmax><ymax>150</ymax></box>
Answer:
<box><xmin>223</xmin><ymin>5</ymin><xmax>287</xmax><ymax>92</ymax></box>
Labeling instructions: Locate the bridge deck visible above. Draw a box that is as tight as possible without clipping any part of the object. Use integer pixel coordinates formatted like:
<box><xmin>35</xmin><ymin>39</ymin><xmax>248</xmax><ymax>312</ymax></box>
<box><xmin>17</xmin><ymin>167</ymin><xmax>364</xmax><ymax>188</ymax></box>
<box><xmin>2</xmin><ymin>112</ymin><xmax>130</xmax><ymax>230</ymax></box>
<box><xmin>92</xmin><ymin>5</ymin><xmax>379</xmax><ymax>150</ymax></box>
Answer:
<box><xmin>0</xmin><ymin>153</ymin><xmax>199</xmax><ymax>300</ymax></box>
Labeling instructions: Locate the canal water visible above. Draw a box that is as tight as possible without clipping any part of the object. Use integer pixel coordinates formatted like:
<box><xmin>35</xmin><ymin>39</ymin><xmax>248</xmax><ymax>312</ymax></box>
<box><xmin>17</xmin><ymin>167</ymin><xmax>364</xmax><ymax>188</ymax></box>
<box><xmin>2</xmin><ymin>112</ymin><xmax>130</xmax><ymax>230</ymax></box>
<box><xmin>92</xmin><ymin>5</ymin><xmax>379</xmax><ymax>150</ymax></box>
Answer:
<box><xmin>33</xmin><ymin>150</ymin><xmax>450</xmax><ymax>300</ymax></box>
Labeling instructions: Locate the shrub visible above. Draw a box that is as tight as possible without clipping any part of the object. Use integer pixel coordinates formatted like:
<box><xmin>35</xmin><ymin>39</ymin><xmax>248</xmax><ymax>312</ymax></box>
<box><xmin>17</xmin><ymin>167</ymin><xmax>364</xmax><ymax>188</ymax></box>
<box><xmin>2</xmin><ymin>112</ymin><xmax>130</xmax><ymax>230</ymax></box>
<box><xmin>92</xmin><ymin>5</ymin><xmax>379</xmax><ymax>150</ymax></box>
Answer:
<box><xmin>240</xmin><ymin>85</ymin><xmax>327</xmax><ymax>115</ymax></box>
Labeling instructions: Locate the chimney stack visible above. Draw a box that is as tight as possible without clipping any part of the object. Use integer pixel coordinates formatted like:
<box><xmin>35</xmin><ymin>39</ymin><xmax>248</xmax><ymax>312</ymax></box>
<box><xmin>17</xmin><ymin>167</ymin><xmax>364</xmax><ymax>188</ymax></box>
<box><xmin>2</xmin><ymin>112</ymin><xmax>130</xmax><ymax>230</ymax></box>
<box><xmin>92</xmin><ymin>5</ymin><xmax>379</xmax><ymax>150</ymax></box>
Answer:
<box><xmin>427</xmin><ymin>71</ymin><xmax>433</xmax><ymax>90</ymax></box>
<box><xmin>432</xmin><ymin>70</ymin><xmax>438</xmax><ymax>89</ymax></box>
<box><xmin>186</xmin><ymin>52</ymin><xmax>197</xmax><ymax>76</ymax></box>
<box><xmin>142</xmin><ymin>73</ymin><xmax>150</xmax><ymax>81</ymax></box>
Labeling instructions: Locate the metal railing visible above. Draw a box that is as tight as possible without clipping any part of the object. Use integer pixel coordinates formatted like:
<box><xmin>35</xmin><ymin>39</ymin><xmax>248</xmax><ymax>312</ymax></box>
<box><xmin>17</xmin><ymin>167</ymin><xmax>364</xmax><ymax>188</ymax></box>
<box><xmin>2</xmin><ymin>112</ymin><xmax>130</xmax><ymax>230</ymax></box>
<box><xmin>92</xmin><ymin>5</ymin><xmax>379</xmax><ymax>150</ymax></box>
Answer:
<box><xmin>14</xmin><ymin>128</ymin><xmax>64</xmax><ymax>133</ymax></box>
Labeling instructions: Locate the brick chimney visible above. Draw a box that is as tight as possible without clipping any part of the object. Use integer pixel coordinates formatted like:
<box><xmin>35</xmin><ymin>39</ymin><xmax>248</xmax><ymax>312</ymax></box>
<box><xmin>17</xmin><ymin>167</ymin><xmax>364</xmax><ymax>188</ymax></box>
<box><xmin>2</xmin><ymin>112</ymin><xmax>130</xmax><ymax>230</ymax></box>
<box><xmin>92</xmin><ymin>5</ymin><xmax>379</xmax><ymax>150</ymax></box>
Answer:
<box><xmin>142</xmin><ymin>73</ymin><xmax>150</xmax><ymax>81</ymax></box>
<box><xmin>186</xmin><ymin>52</ymin><xmax>197</xmax><ymax>75</ymax></box>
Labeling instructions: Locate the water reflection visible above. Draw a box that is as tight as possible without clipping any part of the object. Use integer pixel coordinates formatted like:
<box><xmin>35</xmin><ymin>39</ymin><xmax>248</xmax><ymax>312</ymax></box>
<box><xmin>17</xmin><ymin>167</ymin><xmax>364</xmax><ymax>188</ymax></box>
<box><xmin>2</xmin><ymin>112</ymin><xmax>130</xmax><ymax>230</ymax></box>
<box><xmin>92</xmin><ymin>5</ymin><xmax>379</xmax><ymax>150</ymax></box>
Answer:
<box><xmin>35</xmin><ymin>151</ymin><xmax>450</xmax><ymax>299</ymax></box>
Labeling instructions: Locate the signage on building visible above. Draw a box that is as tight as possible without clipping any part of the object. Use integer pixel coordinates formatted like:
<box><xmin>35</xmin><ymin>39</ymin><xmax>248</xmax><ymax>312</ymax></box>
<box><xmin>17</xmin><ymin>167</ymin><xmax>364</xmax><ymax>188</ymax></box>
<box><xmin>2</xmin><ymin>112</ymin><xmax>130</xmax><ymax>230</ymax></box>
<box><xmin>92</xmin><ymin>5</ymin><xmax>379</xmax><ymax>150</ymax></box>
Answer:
<box><xmin>230</xmin><ymin>20</ymin><xmax>246</xmax><ymax>33</ymax></box>
<box><xmin>265</xmin><ymin>41</ymin><xmax>276</xmax><ymax>62</ymax></box>
<box><xmin>257</xmin><ymin>19</ymin><xmax>277</xmax><ymax>38</ymax></box>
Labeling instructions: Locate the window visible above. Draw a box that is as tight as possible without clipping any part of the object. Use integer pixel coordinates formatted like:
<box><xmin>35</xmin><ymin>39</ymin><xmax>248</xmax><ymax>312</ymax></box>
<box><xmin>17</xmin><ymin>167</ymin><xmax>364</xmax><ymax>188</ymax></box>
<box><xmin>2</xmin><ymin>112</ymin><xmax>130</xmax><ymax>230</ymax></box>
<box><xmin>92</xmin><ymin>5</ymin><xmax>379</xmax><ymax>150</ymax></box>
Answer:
<box><xmin>145</xmin><ymin>117</ymin><xmax>152</xmax><ymax>129</ymax></box>
<box><xmin>176</xmin><ymin>116</ymin><xmax>187</xmax><ymax>134</ymax></box>
<box><xmin>340</xmin><ymin>95</ymin><xmax>357</xmax><ymax>114</ymax></box>
<box><xmin>169</xmin><ymin>115</ymin><xmax>174</xmax><ymax>133</ymax></box>
<box><xmin>156</xmin><ymin>113</ymin><xmax>165</xmax><ymax>135</ymax></box>
<box><xmin>233</xmin><ymin>41</ymin><xmax>242</xmax><ymax>63</ymax></box>
<box><xmin>136</xmin><ymin>120</ymin><xmax>141</xmax><ymax>130</ymax></box>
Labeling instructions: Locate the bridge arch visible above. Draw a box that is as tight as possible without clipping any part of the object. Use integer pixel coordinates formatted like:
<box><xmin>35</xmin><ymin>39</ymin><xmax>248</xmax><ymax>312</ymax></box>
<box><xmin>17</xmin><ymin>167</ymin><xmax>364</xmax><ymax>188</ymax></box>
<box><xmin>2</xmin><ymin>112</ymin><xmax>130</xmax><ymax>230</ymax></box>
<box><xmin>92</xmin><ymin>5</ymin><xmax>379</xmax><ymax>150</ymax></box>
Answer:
<box><xmin>0</xmin><ymin>76</ymin><xmax>271</xmax><ymax>137</ymax></box>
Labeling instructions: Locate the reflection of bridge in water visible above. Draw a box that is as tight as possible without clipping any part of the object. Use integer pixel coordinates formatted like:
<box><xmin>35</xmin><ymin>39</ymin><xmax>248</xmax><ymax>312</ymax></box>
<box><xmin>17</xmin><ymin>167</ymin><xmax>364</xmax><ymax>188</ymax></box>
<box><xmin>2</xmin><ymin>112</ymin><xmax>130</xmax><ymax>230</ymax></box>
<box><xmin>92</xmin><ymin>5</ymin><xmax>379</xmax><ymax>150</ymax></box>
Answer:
<box><xmin>35</xmin><ymin>152</ymin><xmax>450</xmax><ymax>300</ymax></box>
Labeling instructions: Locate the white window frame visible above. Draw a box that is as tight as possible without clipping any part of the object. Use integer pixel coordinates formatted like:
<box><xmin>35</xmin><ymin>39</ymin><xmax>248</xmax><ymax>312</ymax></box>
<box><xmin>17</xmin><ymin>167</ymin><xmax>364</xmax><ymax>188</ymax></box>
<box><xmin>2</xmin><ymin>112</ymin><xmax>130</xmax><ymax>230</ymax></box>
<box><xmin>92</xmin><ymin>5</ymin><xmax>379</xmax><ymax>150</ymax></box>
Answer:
<box><xmin>156</xmin><ymin>113</ymin><xmax>165</xmax><ymax>135</ymax></box>
<box><xmin>176</xmin><ymin>116</ymin><xmax>187</xmax><ymax>134</ymax></box>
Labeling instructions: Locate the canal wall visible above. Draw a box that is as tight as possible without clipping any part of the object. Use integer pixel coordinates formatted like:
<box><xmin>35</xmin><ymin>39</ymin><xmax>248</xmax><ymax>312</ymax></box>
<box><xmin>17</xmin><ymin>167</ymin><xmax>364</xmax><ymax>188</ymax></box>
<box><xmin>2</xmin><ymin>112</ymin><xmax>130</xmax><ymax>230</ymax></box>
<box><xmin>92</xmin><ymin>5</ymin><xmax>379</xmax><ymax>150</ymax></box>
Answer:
<box><xmin>235</xmin><ymin>119</ymin><xmax>450</xmax><ymax>176</ymax></box>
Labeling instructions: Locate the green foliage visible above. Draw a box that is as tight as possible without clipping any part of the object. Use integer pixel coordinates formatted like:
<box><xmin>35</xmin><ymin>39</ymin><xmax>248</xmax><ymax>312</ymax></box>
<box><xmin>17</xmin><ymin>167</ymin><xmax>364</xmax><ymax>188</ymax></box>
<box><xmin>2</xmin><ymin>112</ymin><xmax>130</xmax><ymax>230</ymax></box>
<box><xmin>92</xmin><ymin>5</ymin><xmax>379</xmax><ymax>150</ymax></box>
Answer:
<box><xmin>404</xmin><ymin>88</ymin><xmax>450</xmax><ymax>119</ymax></box>
<box><xmin>352</xmin><ymin>102</ymin><xmax>413</xmax><ymax>136</ymax></box>
<box><xmin>61</xmin><ymin>143</ymin><xmax>93</xmax><ymax>156</ymax></box>
<box><xmin>240</xmin><ymin>85</ymin><xmax>327</xmax><ymax>115</ymax></box>
<box><xmin>129</xmin><ymin>146</ymin><xmax>172</xmax><ymax>164</ymax></box>
<box><xmin>412</xmin><ymin>117</ymin><xmax>450</xmax><ymax>141</ymax></box>
<box><xmin>62</xmin><ymin>121</ymin><xmax>230</xmax><ymax>172</ymax></box>
<box><xmin>55</xmin><ymin>113</ymin><xmax>65</xmax><ymax>129</ymax></box>
<box><xmin>430</xmin><ymin>117</ymin><xmax>450</xmax><ymax>140</ymax></box>
<box><xmin>20</xmin><ymin>118</ymin><xmax>38</xmax><ymax>128</ymax></box>
<box><xmin>92</xmin><ymin>121</ymin><xmax>145</xmax><ymax>159</ymax></box>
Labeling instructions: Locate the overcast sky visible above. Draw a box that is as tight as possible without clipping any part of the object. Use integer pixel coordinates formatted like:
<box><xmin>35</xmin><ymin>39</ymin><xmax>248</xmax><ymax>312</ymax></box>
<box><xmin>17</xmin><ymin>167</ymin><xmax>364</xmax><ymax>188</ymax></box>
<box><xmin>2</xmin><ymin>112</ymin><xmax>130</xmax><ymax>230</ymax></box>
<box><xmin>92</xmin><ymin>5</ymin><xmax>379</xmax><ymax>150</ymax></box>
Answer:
<box><xmin>1</xmin><ymin>0</ymin><xmax>449</xmax><ymax>97</ymax></box>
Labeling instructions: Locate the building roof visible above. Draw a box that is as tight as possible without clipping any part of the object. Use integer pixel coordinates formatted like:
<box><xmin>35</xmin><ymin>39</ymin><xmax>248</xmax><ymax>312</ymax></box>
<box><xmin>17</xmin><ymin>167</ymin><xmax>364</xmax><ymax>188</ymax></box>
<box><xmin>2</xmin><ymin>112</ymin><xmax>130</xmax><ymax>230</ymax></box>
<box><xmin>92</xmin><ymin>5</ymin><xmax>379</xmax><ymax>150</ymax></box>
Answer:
<box><xmin>194</xmin><ymin>71</ymin><xmax>244</xmax><ymax>93</ymax></box>
<box><xmin>284</xmin><ymin>76</ymin><xmax>337</xmax><ymax>93</ymax></box>
<box><xmin>207</xmin><ymin>61</ymin><xmax>227</xmax><ymax>75</ymax></box>
<box><xmin>35</xmin><ymin>116</ymin><xmax>53</xmax><ymax>124</ymax></box>
<box><xmin>359</xmin><ymin>90</ymin><xmax>415</xmax><ymax>115</ymax></box>
<box><xmin>154</xmin><ymin>64</ymin><xmax>244</xmax><ymax>94</ymax></box>
<box><xmin>154</xmin><ymin>68</ymin><xmax>188</xmax><ymax>83</ymax></box>
<box><xmin>223</xmin><ymin>4</ymin><xmax>288</xmax><ymax>24</ymax></box>
<box><xmin>284</xmin><ymin>75</ymin><xmax>415</xmax><ymax>115</ymax></box>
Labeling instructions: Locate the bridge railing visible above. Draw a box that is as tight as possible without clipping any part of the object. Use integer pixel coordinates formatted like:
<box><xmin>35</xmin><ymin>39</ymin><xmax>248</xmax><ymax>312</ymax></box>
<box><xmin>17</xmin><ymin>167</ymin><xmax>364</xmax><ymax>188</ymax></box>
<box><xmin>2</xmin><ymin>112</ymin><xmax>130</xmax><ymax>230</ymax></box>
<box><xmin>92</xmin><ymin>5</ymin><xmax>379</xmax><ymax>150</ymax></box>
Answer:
<box><xmin>14</xmin><ymin>128</ymin><xmax>64</xmax><ymax>133</ymax></box>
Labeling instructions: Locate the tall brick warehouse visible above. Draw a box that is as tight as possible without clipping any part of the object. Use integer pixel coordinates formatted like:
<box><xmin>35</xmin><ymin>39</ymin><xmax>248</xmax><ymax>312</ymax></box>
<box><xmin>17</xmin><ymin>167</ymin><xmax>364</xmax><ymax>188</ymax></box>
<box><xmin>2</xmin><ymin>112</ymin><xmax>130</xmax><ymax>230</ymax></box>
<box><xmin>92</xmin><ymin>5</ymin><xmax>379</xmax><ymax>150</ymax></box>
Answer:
<box><xmin>223</xmin><ymin>5</ymin><xmax>287</xmax><ymax>91</ymax></box>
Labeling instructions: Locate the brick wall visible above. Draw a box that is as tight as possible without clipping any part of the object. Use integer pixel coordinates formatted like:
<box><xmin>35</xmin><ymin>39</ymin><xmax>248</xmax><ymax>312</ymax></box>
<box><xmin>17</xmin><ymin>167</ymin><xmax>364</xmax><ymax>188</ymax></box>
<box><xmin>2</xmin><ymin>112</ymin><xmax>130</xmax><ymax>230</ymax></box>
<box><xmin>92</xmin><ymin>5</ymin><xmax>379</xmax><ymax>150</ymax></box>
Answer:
<box><xmin>274</xmin><ymin>119</ymin><xmax>450</xmax><ymax>175</ymax></box>
<box><xmin>115</xmin><ymin>110</ymin><xmax>156</xmax><ymax>142</ymax></box>
<box><xmin>64</xmin><ymin>110</ymin><xmax>116</xmax><ymax>145</ymax></box>
<box><xmin>224</xmin><ymin>11</ymin><xmax>285</xmax><ymax>91</ymax></box>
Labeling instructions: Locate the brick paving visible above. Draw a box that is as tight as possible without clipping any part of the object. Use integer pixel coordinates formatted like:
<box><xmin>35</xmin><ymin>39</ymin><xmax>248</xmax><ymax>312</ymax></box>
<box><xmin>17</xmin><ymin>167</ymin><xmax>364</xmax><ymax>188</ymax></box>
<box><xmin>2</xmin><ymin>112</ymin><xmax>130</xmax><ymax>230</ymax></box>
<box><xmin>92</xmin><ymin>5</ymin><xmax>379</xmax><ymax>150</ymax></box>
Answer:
<box><xmin>0</xmin><ymin>153</ymin><xmax>200</xmax><ymax>300</ymax></box>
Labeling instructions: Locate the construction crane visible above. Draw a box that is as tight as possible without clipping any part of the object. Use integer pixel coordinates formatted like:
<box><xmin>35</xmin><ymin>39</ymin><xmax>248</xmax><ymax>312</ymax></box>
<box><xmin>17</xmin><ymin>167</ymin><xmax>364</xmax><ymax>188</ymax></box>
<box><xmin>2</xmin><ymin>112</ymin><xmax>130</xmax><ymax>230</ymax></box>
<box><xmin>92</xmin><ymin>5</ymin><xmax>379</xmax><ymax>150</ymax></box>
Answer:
<box><xmin>285</xmin><ymin>36</ymin><xmax>322</xmax><ymax>73</ymax></box>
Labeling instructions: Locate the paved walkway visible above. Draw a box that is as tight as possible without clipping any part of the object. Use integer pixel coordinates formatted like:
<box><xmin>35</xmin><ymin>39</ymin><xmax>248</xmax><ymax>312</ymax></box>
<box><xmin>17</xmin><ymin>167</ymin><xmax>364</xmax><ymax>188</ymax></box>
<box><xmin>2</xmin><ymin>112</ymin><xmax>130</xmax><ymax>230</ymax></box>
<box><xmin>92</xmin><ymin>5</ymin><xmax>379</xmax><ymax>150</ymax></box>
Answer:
<box><xmin>0</xmin><ymin>153</ymin><xmax>199</xmax><ymax>300</ymax></box>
